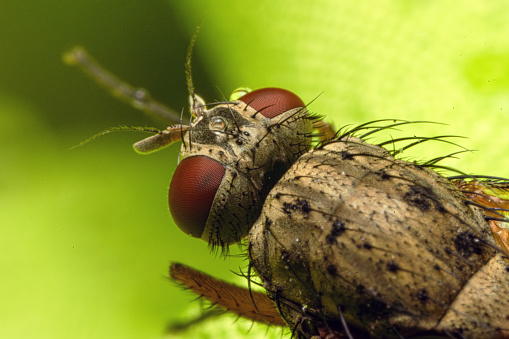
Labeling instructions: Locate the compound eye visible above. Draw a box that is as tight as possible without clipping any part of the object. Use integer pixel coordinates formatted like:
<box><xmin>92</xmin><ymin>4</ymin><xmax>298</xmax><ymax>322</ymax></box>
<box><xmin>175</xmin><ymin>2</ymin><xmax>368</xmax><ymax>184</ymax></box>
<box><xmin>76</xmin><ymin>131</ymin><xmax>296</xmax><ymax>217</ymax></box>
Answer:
<box><xmin>238</xmin><ymin>87</ymin><xmax>305</xmax><ymax>119</ymax></box>
<box><xmin>168</xmin><ymin>156</ymin><xmax>226</xmax><ymax>238</ymax></box>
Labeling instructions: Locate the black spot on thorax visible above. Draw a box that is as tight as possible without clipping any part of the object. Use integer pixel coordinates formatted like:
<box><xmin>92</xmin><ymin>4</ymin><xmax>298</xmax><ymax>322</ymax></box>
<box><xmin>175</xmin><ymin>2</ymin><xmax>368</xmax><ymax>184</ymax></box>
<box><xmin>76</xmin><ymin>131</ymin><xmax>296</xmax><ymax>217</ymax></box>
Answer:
<box><xmin>339</xmin><ymin>150</ymin><xmax>354</xmax><ymax>160</ymax></box>
<box><xmin>282</xmin><ymin>198</ymin><xmax>311</xmax><ymax>217</ymax></box>
<box><xmin>326</xmin><ymin>221</ymin><xmax>346</xmax><ymax>244</ymax></box>
<box><xmin>453</xmin><ymin>231</ymin><xmax>483</xmax><ymax>258</ymax></box>
<box><xmin>404</xmin><ymin>185</ymin><xmax>436</xmax><ymax>212</ymax></box>
<box><xmin>326</xmin><ymin>264</ymin><xmax>337</xmax><ymax>276</ymax></box>
<box><xmin>386</xmin><ymin>261</ymin><xmax>400</xmax><ymax>272</ymax></box>
<box><xmin>416</xmin><ymin>289</ymin><xmax>428</xmax><ymax>303</ymax></box>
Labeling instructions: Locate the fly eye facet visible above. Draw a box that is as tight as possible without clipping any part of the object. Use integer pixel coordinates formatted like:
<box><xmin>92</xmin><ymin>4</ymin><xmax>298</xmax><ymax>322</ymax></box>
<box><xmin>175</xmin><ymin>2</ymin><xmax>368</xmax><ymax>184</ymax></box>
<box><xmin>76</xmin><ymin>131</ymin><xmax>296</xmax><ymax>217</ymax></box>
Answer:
<box><xmin>209</xmin><ymin>116</ymin><xmax>227</xmax><ymax>134</ymax></box>
<box><xmin>168</xmin><ymin>156</ymin><xmax>226</xmax><ymax>239</ymax></box>
<box><xmin>238</xmin><ymin>87</ymin><xmax>305</xmax><ymax>119</ymax></box>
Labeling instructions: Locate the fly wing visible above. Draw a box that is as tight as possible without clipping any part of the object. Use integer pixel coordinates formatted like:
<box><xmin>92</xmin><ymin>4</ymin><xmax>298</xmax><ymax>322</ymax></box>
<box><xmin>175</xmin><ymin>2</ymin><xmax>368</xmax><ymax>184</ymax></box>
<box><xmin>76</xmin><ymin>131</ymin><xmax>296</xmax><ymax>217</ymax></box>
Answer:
<box><xmin>453</xmin><ymin>178</ymin><xmax>509</xmax><ymax>259</ymax></box>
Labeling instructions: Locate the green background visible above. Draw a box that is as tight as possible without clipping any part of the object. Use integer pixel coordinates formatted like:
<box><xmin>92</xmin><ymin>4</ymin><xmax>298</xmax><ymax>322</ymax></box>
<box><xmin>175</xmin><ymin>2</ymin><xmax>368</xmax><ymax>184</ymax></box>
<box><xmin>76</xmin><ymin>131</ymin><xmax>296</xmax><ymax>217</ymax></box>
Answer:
<box><xmin>2</xmin><ymin>1</ymin><xmax>508</xmax><ymax>338</ymax></box>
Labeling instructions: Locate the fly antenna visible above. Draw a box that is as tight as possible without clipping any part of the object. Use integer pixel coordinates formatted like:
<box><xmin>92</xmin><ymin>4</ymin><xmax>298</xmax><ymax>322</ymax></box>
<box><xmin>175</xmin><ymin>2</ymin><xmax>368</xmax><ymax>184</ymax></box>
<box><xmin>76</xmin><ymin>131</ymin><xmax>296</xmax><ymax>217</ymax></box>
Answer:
<box><xmin>186</xmin><ymin>24</ymin><xmax>203</xmax><ymax>117</ymax></box>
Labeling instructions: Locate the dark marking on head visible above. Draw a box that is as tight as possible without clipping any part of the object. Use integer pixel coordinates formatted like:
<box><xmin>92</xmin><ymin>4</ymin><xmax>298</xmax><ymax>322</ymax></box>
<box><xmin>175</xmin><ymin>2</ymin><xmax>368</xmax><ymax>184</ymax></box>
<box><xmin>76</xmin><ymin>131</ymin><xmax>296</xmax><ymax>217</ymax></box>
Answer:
<box><xmin>363</xmin><ymin>242</ymin><xmax>373</xmax><ymax>250</ymax></box>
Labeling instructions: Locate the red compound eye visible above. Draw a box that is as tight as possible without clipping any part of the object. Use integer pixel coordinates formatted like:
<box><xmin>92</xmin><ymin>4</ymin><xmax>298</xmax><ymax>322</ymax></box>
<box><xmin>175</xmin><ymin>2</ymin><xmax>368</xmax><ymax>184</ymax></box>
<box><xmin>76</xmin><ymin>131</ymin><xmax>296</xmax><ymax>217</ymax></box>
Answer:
<box><xmin>168</xmin><ymin>156</ymin><xmax>226</xmax><ymax>238</ymax></box>
<box><xmin>238</xmin><ymin>87</ymin><xmax>305</xmax><ymax>119</ymax></box>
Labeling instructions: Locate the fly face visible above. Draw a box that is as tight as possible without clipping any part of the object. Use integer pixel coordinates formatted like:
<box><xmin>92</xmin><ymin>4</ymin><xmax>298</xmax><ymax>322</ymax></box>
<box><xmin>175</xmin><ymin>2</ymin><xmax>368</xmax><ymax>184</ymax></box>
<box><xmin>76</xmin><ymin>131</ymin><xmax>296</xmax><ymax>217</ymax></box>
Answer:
<box><xmin>168</xmin><ymin>88</ymin><xmax>316</xmax><ymax>249</ymax></box>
